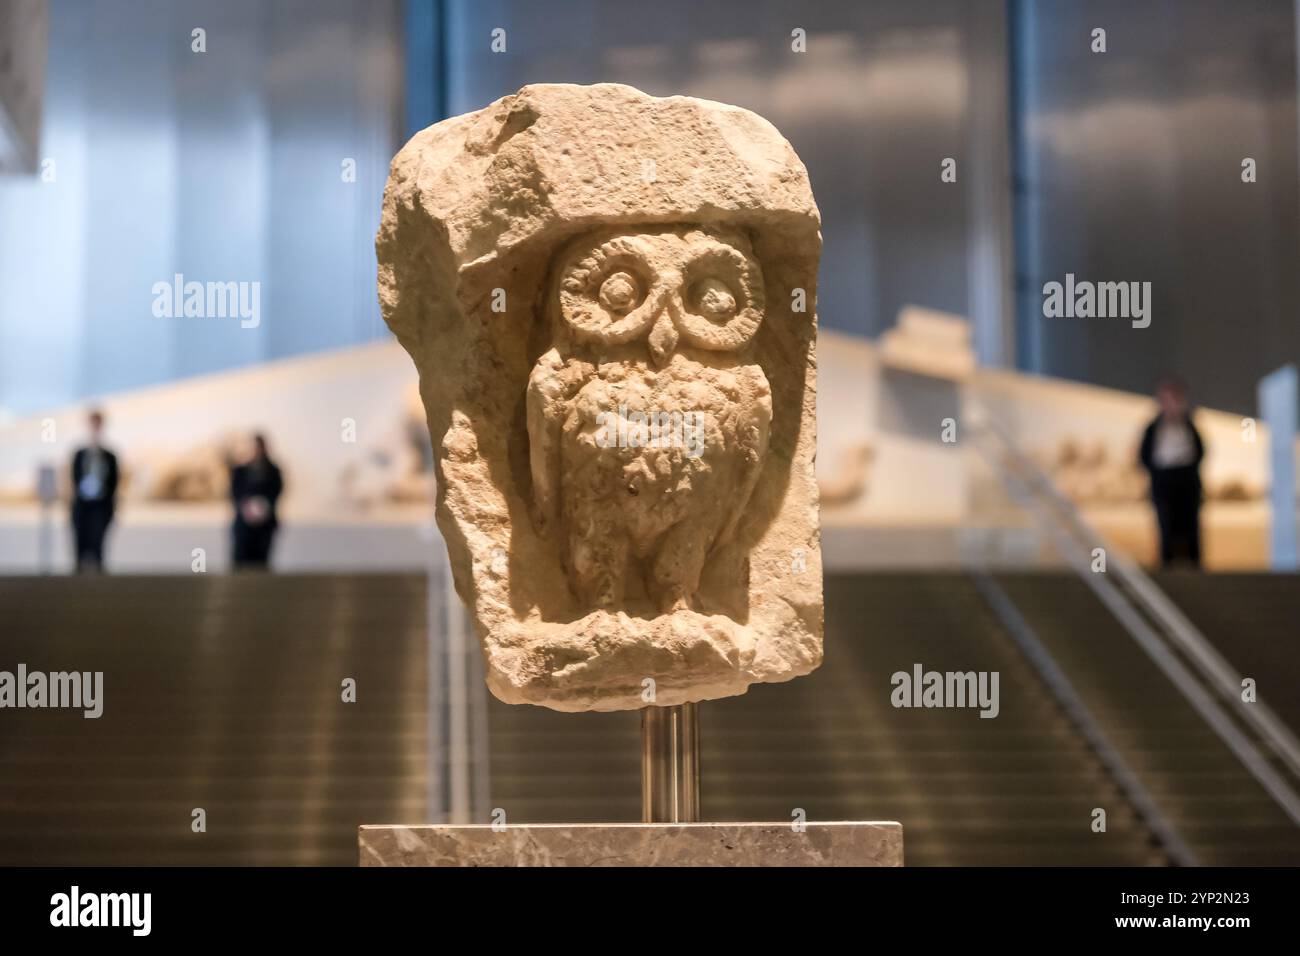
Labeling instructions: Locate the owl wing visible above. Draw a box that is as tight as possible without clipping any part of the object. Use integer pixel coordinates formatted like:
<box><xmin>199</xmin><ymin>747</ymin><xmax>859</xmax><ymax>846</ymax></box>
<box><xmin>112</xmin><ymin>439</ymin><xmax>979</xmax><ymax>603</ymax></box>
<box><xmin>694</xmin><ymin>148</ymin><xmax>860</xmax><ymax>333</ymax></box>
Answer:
<box><xmin>717</xmin><ymin>366</ymin><xmax>772</xmax><ymax>546</ymax></box>
<box><xmin>526</xmin><ymin>348</ymin><xmax>589</xmax><ymax>532</ymax></box>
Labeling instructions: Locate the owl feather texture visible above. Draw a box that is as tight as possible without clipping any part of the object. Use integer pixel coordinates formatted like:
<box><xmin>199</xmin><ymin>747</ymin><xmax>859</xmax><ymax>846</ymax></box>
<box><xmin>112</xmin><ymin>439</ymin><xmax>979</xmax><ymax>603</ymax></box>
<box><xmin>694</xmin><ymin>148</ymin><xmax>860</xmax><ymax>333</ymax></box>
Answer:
<box><xmin>527</xmin><ymin>226</ymin><xmax>772</xmax><ymax>615</ymax></box>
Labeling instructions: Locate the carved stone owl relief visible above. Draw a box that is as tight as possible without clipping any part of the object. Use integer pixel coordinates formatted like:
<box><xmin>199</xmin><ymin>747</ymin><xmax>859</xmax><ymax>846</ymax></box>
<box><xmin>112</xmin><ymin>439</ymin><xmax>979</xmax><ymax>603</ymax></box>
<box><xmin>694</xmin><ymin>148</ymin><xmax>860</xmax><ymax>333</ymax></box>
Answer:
<box><xmin>377</xmin><ymin>84</ymin><xmax>822</xmax><ymax>712</ymax></box>
<box><xmin>528</xmin><ymin>226</ymin><xmax>772</xmax><ymax>617</ymax></box>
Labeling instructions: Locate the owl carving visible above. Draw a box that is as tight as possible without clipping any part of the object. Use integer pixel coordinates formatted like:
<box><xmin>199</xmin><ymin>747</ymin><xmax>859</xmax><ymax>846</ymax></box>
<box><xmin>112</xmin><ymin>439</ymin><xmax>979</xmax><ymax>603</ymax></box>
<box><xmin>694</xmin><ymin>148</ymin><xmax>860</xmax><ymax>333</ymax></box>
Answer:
<box><xmin>527</xmin><ymin>225</ymin><xmax>772</xmax><ymax>615</ymax></box>
<box><xmin>379</xmin><ymin>83</ymin><xmax>823</xmax><ymax>710</ymax></box>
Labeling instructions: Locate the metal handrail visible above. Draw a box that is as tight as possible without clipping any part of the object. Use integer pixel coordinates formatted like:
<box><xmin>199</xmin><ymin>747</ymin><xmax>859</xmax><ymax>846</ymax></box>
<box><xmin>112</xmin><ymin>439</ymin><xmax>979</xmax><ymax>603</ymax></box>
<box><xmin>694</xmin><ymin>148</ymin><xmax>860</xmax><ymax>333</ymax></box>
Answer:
<box><xmin>977</xmin><ymin>411</ymin><xmax>1300</xmax><ymax>779</ymax></box>
<box><xmin>968</xmin><ymin>406</ymin><xmax>1300</xmax><ymax>827</ymax></box>
<box><xmin>969</xmin><ymin>569</ymin><xmax>1200</xmax><ymax>865</ymax></box>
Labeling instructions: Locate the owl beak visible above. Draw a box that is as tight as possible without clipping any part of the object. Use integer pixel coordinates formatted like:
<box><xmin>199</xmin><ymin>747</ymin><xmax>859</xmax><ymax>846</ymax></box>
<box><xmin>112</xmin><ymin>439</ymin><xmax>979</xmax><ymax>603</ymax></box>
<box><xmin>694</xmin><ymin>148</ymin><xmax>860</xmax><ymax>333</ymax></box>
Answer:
<box><xmin>647</xmin><ymin>301</ymin><xmax>680</xmax><ymax>368</ymax></box>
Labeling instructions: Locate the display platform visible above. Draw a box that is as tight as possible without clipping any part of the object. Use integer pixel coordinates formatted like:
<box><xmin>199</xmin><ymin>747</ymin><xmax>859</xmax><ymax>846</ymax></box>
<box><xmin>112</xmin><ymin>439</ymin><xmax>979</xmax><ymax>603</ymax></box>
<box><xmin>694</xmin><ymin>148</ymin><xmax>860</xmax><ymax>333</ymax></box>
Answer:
<box><xmin>358</xmin><ymin>822</ymin><xmax>903</xmax><ymax>867</ymax></box>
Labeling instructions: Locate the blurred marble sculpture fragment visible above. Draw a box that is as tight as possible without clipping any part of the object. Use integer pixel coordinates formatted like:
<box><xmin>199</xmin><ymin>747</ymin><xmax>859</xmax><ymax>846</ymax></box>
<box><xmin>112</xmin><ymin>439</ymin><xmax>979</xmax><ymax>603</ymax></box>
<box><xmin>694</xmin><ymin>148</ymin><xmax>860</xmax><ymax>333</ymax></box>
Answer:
<box><xmin>377</xmin><ymin>83</ymin><xmax>822</xmax><ymax>712</ymax></box>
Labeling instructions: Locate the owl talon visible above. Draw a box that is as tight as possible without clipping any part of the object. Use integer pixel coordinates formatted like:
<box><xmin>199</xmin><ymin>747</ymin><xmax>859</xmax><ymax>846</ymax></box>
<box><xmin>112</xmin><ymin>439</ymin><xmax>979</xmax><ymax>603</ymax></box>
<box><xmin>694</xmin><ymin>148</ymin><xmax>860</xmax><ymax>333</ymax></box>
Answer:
<box><xmin>652</xmin><ymin>587</ymin><xmax>693</xmax><ymax>614</ymax></box>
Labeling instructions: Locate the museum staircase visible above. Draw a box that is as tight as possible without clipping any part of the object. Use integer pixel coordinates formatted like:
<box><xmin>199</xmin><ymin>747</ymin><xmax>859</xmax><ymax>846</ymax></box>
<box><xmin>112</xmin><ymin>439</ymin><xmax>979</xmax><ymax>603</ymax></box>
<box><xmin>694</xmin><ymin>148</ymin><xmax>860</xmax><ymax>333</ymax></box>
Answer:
<box><xmin>486</xmin><ymin>572</ymin><xmax>1300</xmax><ymax>865</ymax></box>
<box><xmin>489</xmin><ymin>573</ymin><xmax>1159</xmax><ymax>864</ymax></box>
<box><xmin>0</xmin><ymin>575</ymin><xmax>429</xmax><ymax>865</ymax></box>
<box><xmin>490</xmin><ymin>573</ymin><xmax>1153</xmax><ymax>865</ymax></box>
<box><xmin>992</xmin><ymin>572</ymin><xmax>1300</xmax><ymax>865</ymax></box>
<box><xmin>1</xmin><ymin>571</ymin><xmax>1298</xmax><ymax>865</ymax></box>
<box><xmin>959</xmin><ymin>411</ymin><xmax>1300</xmax><ymax>864</ymax></box>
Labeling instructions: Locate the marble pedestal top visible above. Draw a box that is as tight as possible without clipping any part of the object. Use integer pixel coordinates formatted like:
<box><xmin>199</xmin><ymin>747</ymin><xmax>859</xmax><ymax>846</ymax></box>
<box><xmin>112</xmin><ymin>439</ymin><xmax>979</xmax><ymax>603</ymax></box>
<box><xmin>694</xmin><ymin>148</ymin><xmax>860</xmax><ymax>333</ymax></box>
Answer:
<box><xmin>359</xmin><ymin>821</ymin><xmax>903</xmax><ymax>867</ymax></box>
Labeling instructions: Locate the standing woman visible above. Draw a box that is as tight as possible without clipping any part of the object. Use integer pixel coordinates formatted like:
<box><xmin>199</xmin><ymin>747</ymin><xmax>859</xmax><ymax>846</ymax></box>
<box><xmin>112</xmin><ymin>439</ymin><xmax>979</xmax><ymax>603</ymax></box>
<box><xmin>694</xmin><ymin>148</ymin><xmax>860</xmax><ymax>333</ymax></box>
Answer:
<box><xmin>229</xmin><ymin>433</ymin><xmax>284</xmax><ymax>570</ymax></box>
<box><xmin>1138</xmin><ymin>378</ymin><xmax>1205</xmax><ymax>568</ymax></box>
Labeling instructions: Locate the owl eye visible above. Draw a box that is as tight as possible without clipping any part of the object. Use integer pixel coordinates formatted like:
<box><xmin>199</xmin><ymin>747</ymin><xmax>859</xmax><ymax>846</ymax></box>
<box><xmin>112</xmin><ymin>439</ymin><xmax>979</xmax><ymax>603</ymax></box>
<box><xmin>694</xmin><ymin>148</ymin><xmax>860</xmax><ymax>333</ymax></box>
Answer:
<box><xmin>599</xmin><ymin>271</ymin><xmax>642</xmax><ymax>314</ymax></box>
<box><xmin>557</xmin><ymin>237</ymin><xmax>658</xmax><ymax>345</ymax></box>
<box><xmin>676</xmin><ymin>245</ymin><xmax>765</xmax><ymax>351</ymax></box>
<box><xmin>689</xmin><ymin>277</ymin><xmax>737</xmax><ymax>322</ymax></box>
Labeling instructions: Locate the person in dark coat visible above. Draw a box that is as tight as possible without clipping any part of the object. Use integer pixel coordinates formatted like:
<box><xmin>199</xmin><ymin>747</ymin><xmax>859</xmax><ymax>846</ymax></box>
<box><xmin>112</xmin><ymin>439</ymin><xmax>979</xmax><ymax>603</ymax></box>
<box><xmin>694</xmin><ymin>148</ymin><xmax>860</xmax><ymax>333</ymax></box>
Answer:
<box><xmin>229</xmin><ymin>433</ymin><xmax>284</xmax><ymax>570</ymax></box>
<box><xmin>1138</xmin><ymin>378</ymin><xmax>1205</xmax><ymax>568</ymax></box>
<box><xmin>70</xmin><ymin>409</ymin><xmax>119</xmax><ymax>573</ymax></box>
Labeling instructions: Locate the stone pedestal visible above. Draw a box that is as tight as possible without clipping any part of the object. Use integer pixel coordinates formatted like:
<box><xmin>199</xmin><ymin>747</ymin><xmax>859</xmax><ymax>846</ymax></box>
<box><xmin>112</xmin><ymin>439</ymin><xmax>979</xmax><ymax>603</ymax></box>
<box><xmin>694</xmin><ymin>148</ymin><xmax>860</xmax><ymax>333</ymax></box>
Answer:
<box><xmin>359</xmin><ymin>822</ymin><xmax>902</xmax><ymax>867</ymax></box>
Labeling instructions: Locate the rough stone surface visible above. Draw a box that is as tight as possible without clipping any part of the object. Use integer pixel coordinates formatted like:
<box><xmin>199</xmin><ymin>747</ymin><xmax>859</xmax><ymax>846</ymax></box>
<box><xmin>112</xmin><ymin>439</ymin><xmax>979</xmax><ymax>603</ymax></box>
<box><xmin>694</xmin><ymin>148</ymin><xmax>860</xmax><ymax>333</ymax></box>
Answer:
<box><xmin>377</xmin><ymin>83</ymin><xmax>822</xmax><ymax>712</ymax></box>
<box><xmin>359</xmin><ymin>822</ymin><xmax>901</xmax><ymax>867</ymax></box>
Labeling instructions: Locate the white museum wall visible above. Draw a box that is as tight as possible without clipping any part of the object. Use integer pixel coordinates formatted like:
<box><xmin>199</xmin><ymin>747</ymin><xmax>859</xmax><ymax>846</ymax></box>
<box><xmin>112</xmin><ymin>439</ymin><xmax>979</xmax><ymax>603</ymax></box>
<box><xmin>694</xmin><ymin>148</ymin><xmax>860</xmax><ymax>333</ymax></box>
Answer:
<box><xmin>2</xmin><ymin>324</ymin><xmax>1293</xmax><ymax>573</ymax></box>
<box><xmin>0</xmin><ymin>340</ymin><xmax>429</xmax><ymax>573</ymax></box>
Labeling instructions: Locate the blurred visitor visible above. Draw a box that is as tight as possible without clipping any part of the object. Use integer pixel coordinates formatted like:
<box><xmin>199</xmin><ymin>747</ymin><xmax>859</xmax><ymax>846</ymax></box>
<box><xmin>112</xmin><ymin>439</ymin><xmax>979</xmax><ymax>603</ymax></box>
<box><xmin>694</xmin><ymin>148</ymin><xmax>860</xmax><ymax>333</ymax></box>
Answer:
<box><xmin>229</xmin><ymin>433</ymin><xmax>284</xmax><ymax>570</ymax></box>
<box><xmin>69</xmin><ymin>409</ymin><xmax>119</xmax><ymax>573</ymax></box>
<box><xmin>1138</xmin><ymin>378</ymin><xmax>1204</xmax><ymax>568</ymax></box>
